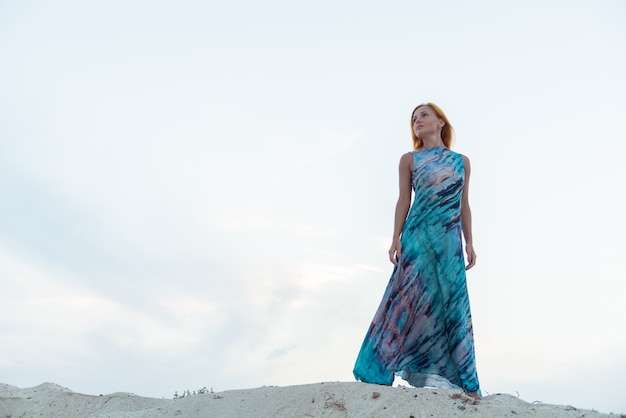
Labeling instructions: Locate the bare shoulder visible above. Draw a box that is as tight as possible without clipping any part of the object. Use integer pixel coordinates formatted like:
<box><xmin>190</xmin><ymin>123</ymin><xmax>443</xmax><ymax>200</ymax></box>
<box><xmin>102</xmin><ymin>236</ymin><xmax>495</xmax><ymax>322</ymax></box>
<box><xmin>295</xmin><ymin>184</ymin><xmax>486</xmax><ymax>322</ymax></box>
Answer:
<box><xmin>461</xmin><ymin>154</ymin><xmax>471</xmax><ymax>171</ymax></box>
<box><xmin>399</xmin><ymin>152</ymin><xmax>414</xmax><ymax>170</ymax></box>
<box><xmin>400</xmin><ymin>152</ymin><xmax>414</xmax><ymax>163</ymax></box>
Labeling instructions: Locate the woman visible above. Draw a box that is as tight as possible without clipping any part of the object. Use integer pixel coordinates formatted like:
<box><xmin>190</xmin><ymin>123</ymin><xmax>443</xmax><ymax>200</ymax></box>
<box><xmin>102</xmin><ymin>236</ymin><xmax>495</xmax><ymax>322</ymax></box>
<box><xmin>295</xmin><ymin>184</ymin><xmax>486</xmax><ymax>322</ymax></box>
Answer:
<box><xmin>353</xmin><ymin>103</ymin><xmax>481</xmax><ymax>398</ymax></box>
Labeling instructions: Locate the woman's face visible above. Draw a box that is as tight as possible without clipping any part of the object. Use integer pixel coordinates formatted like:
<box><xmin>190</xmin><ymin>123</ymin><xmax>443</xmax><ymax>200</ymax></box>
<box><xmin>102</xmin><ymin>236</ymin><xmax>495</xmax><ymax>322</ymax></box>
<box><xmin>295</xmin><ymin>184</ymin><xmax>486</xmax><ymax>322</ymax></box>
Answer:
<box><xmin>412</xmin><ymin>106</ymin><xmax>444</xmax><ymax>137</ymax></box>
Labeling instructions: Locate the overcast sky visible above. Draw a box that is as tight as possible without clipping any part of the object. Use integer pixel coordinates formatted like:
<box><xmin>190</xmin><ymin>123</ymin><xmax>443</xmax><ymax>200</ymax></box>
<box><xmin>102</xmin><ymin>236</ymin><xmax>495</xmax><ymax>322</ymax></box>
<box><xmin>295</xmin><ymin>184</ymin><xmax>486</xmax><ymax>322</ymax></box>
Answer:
<box><xmin>1</xmin><ymin>0</ymin><xmax>625</xmax><ymax>414</ymax></box>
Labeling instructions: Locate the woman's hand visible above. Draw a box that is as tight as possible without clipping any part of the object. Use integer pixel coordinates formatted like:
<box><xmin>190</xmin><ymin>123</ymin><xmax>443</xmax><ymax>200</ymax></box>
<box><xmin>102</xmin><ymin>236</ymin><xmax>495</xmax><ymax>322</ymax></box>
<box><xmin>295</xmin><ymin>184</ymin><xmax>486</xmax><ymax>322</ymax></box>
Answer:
<box><xmin>465</xmin><ymin>244</ymin><xmax>477</xmax><ymax>270</ymax></box>
<box><xmin>389</xmin><ymin>238</ymin><xmax>402</xmax><ymax>265</ymax></box>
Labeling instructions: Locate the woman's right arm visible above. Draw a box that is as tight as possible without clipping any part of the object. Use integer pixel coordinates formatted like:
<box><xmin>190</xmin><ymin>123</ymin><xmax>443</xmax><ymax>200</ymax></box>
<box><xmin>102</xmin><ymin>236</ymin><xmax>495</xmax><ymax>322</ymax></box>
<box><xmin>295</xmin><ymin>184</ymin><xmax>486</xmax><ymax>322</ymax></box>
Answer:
<box><xmin>388</xmin><ymin>153</ymin><xmax>413</xmax><ymax>265</ymax></box>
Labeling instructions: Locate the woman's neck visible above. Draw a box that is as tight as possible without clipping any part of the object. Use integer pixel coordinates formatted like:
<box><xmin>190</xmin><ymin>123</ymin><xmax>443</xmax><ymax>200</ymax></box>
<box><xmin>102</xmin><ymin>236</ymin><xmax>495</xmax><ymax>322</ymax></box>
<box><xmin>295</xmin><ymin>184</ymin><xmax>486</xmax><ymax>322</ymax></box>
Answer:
<box><xmin>421</xmin><ymin>134</ymin><xmax>444</xmax><ymax>149</ymax></box>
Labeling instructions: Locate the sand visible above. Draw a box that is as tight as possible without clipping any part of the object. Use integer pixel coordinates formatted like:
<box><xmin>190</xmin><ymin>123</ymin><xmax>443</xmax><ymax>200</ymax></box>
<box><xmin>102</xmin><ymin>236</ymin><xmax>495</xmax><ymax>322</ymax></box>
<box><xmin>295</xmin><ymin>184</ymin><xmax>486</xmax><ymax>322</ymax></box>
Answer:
<box><xmin>0</xmin><ymin>381</ymin><xmax>620</xmax><ymax>418</ymax></box>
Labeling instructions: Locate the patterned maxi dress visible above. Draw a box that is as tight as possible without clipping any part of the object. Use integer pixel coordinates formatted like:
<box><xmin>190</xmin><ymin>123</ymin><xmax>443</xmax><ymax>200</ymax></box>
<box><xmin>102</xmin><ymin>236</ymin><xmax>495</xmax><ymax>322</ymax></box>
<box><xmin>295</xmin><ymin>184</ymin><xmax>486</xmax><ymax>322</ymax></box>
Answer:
<box><xmin>353</xmin><ymin>146</ymin><xmax>480</xmax><ymax>394</ymax></box>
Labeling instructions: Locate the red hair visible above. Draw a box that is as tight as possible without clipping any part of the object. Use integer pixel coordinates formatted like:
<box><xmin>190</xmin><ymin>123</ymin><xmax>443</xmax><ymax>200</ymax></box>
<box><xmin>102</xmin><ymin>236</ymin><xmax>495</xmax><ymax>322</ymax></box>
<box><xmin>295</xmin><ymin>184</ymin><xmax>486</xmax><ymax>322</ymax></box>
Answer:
<box><xmin>410</xmin><ymin>103</ymin><xmax>455</xmax><ymax>150</ymax></box>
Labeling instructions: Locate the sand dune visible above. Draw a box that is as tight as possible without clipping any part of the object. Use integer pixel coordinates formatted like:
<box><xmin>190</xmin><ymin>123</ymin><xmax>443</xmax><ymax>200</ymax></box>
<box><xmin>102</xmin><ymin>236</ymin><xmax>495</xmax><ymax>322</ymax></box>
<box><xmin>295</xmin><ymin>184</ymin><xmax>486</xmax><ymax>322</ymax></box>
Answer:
<box><xmin>0</xmin><ymin>381</ymin><xmax>618</xmax><ymax>417</ymax></box>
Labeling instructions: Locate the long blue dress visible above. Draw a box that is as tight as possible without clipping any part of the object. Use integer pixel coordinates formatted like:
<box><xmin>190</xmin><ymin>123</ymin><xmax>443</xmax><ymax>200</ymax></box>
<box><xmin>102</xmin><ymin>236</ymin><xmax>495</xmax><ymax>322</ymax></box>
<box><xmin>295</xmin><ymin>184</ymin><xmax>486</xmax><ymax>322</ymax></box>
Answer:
<box><xmin>353</xmin><ymin>146</ymin><xmax>480</xmax><ymax>394</ymax></box>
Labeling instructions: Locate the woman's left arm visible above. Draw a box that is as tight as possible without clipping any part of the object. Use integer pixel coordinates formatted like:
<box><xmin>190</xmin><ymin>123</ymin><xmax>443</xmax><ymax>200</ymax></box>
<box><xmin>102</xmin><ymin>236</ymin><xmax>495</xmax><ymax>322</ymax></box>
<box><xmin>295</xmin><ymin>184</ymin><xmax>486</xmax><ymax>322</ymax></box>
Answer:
<box><xmin>461</xmin><ymin>155</ymin><xmax>476</xmax><ymax>270</ymax></box>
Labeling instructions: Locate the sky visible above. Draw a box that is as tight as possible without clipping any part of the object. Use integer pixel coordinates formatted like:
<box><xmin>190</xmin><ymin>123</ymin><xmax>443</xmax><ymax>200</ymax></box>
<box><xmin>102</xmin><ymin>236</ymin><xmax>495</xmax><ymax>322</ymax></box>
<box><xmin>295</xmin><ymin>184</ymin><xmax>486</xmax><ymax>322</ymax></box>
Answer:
<box><xmin>1</xmin><ymin>0</ymin><xmax>625</xmax><ymax>414</ymax></box>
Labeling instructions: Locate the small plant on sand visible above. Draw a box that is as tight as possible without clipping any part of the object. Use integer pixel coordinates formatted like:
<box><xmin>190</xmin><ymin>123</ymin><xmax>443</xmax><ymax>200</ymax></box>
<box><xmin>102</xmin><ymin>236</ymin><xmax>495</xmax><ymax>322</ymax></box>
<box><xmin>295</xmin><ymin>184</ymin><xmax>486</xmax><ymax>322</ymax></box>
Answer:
<box><xmin>173</xmin><ymin>387</ymin><xmax>212</xmax><ymax>399</ymax></box>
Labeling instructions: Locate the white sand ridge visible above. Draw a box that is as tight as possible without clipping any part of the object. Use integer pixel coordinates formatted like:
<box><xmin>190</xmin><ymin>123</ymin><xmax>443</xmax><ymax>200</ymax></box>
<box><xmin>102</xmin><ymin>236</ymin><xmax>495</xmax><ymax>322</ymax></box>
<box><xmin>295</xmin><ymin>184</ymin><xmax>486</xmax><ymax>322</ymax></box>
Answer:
<box><xmin>0</xmin><ymin>381</ymin><xmax>617</xmax><ymax>417</ymax></box>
